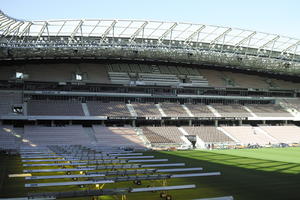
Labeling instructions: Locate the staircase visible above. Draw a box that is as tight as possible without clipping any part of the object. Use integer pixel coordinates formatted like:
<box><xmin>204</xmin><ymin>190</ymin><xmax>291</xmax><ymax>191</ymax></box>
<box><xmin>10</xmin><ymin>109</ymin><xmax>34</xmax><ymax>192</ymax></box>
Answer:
<box><xmin>84</xmin><ymin>127</ymin><xmax>97</xmax><ymax>144</ymax></box>
<box><xmin>126</xmin><ymin>104</ymin><xmax>137</xmax><ymax>117</ymax></box>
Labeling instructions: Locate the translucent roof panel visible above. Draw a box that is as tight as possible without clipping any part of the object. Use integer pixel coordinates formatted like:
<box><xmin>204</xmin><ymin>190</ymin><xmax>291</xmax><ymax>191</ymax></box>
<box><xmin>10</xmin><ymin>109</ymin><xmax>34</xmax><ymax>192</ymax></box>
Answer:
<box><xmin>0</xmin><ymin>10</ymin><xmax>299</xmax><ymax>55</ymax></box>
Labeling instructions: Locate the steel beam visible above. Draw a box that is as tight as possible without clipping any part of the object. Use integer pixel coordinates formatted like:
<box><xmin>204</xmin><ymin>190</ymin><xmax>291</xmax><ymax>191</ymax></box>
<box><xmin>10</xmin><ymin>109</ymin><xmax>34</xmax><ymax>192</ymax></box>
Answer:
<box><xmin>130</xmin><ymin>21</ymin><xmax>148</xmax><ymax>41</ymax></box>
<box><xmin>184</xmin><ymin>25</ymin><xmax>206</xmax><ymax>44</ymax></box>
<box><xmin>100</xmin><ymin>20</ymin><xmax>117</xmax><ymax>42</ymax></box>
<box><xmin>258</xmin><ymin>35</ymin><xmax>280</xmax><ymax>50</ymax></box>
<box><xmin>234</xmin><ymin>31</ymin><xmax>256</xmax><ymax>48</ymax></box>
<box><xmin>158</xmin><ymin>22</ymin><xmax>178</xmax><ymax>42</ymax></box>
<box><xmin>210</xmin><ymin>28</ymin><xmax>232</xmax><ymax>45</ymax></box>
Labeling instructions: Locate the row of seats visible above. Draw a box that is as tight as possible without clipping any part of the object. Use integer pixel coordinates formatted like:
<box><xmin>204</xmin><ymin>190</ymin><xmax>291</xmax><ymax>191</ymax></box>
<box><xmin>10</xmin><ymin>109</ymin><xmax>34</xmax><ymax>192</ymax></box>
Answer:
<box><xmin>28</xmin><ymin>100</ymin><xmax>84</xmax><ymax>116</ymax></box>
<box><xmin>0</xmin><ymin>92</ymin><xmax>22</xmax><ymax>115</ymax></box>
<box><xmin>92</xmin><ymin>125</ymin><xmax>145</xmax><ymax>148</ymax></box>
<box><xmin>141</xmin><ymin>126</ymin><xmax>186</xmax><ymax>145</ymax></box>
<box><xmin>141</xmin><ymin>125</ymin><xmax>300</xmax><ymax>147</ymax></box>
<box><xmin>107</xmin><ymin>64</ymin><xmax>208</xmax><ymax>86</ymax></box>
<box><xmin>1</xmin><ymin>125</ymin><xmax>300</xmax><ymax>150</ymax></box>
<box><xmin>24</xmin><ymin>101</ymin><xmax>294</xmax><ymax>117</ymax></box>
<box><xmin>23</xmin><ymin>125</ymin><xmax>91</xmax><ymax>146</ymax></box>
<box><xmin>107</xmin><ymin>63</ymin><xmax>201</xmax><ymax>76</ymax></box>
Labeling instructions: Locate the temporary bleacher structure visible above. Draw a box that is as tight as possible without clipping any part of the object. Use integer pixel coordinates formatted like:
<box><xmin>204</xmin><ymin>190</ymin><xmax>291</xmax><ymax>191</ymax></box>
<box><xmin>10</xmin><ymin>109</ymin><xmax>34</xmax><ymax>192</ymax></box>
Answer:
<box><xmin>17</xmin><ymin>145</ymin><xmax>223</xmax><ymax>199</ymax></box>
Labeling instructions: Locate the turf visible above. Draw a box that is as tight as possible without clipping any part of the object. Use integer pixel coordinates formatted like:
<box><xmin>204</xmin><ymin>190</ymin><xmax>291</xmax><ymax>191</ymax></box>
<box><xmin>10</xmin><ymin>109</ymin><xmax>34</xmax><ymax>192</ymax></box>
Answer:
<box><xmin>1</xmin><ymin>147</ymin><xmax>300</xmax><ymax>200</ymax></box>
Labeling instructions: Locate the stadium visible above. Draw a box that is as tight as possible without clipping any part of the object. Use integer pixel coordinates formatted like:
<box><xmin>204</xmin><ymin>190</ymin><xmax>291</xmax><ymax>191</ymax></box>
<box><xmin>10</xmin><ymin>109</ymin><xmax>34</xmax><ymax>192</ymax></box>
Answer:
<box><xmin>0</xmin><ymin>5</ymin><xmax>300</xmax><ymax>200</ymax></box>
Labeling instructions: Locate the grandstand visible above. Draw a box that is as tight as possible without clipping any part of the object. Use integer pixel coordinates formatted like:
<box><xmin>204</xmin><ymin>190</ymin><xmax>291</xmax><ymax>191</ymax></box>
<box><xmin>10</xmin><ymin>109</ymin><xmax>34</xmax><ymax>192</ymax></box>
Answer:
<box><xmin>0</xmin><ymin>9</ymin><xmax>300</xmax><ymax>200</ymax></box>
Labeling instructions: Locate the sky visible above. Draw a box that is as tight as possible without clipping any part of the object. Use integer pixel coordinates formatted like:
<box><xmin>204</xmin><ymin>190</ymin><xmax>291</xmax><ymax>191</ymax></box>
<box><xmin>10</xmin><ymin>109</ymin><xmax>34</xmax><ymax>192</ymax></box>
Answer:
<box><xmin>1</xmin><ymin>0</ymin><xmax>300</xmax><ymax>38</ymax></box>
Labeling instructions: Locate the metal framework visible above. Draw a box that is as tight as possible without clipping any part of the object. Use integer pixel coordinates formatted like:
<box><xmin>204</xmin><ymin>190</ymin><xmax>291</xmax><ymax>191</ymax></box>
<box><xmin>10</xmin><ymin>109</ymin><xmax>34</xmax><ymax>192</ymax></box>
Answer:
<box><xmin>0</xmin><ymin>10</ymin><xmax>300</xmax><ymax>75</ymax></box>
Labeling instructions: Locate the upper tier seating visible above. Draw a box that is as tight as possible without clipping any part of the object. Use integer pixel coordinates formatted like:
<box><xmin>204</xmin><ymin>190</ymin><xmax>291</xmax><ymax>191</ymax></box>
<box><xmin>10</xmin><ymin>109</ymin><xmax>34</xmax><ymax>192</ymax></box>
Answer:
<box><xmin>27</xmin><ymin>100</ymin><xmax>84</xmax><ymax>116</ymax></box>
<box><xmin>131</xmin><ymin>103</ymin><xmax>161</xmax><ymax>117</ymax></box>
<box><xmin>87</xmin><ymin>101</ymin><xmax>131</xmax><ymax>116</ymax></box>
<box><xmin>138</xmin><ymin>73</ymin><xmax>180</xmax><ymax>86</ymax></box>
<box><xmin>187</xmin><ymin>75</ymin><xmax>209</xmax><ymax>86</ymax></box>
<box><xmin>160</xmin><ymin>103</ymin><xmax>188</xmax><ymax>117</ymax></box>
<box><xmin>184</xmin><ymin>104</ymin><xmax>215</xmax><ymax>117</ymax></box>
<box><xmin>141</xmin><ymin>126</ymin><xmax>185</xmax><ymax>144</ymax></box>
<box><xmin>0</xmin><ymin>92</ymin><xmax>22</xmax><ymax>115</ymax></box>
<box><xmin>23</xmin><ymin>125</ymin><xmax>91</xmax><ymax>146</ymax></box>
<box><xmin>212</xmin><ymin>104</ymin><xmax>251</xmax><ymax>117</ymax></box>
<box><xmin>107</xmin><ymin>64</ymin><xmax>208</xmax><ymax>86</ymax></box>
<box><xmin>0</xmin><ymin>103</ymin><xmax>11</xmax><ymax>115</ymax></box>
<box><xmin>92</xmin><ymin>125</ymin><xmax>145</xmax><ymax>148</ymax></box>
<box><xmin>272</xmin><ymin>79</ymin><xmax>300</xmax><ymax>90</ymax></box>
<box><xmin>259</xmin><ymin>125</ymin><xmax>300</xmax><ymax>143</ymax></box>
<box><xmin>246</xmin><ymin>104</ymin><xmax>292</xmax><ymax>117</ymax></box>
<box><xmin>222</xmin><ymin>71</ymin><xmax>269</xmax><ymax>88</ymax></box>
<box><xmin>198</xmin><ymin>69</ymin><xmax>226</xmax><ymax>87</ymax></box>
<box><xmin>183</xmin><ymin>126</ymin><xmax>233</xmax><ymax>143</ymax></box>
<box><xmin>221</xmin><ymin>126</ymin><xmax>277</xmax><ymax>145</ymax></box>
<box><xmin>108</xmin><ymin>72</ymin><xmax>131</xmax><ymax>85</ymax></box>
<box><xmin>282</xmin><ymin>99</ymin><xmax>300</xmax><ymax>112</ymax></box>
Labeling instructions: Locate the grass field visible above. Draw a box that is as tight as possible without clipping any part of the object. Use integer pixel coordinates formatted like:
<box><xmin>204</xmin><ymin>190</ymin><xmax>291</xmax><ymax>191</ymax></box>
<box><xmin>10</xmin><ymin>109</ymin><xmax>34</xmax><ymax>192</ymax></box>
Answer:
<box><xmin>1</xmin><ymin>147</ymin><xmax>300</xmax><ymax>200</ymax></box>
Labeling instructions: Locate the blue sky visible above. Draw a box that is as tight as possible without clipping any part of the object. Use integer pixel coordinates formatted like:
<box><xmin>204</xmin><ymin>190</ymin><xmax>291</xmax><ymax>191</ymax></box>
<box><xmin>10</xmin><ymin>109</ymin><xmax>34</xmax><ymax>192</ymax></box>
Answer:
<box><xmin>2</xmin><ymin>0</ymin><xmax>300</xmax><ymax>38</ymax></box>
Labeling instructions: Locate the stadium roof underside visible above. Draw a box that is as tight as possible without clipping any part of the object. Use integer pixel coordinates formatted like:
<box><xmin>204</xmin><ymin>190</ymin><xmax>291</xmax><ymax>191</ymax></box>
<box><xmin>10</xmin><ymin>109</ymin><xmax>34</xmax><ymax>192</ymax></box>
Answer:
<box><xmin>0</xmin><ymin>10</ymin><xmax>300</xmax><ymax>76</ymax></box>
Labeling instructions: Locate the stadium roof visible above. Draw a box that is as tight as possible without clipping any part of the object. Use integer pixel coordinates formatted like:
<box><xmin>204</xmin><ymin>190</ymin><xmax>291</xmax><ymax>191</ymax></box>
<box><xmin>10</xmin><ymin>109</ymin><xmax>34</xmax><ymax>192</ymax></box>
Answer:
<box><xmin>1</xmin><ymin>10</ymin><xmax>299</xmax><ymax>56</ymax></box>
<box><xmin>0</xmin><ymin>10</ymin><xmax>300</xmax><ymax>76</ymax></box>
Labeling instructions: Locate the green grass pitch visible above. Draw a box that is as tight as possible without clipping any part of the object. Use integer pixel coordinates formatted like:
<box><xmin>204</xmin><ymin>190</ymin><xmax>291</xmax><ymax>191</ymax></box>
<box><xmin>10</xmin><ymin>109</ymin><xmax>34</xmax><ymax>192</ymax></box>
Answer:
<box><xmin>1</xmin><ymin>147</ymin><xmax>300</xmax><ymax>200</ymax></box>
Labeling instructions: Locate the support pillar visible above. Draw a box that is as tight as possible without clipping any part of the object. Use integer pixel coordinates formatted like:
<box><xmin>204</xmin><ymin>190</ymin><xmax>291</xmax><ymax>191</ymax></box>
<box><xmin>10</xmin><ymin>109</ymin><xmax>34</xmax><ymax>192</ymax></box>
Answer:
<box><xmin>132</xmin><ymin>120</ymin><xmax>136</xmax><ymax>127</ymax></box>
<box><xmin>69</xmin><ymin>120</ymin><xmax>72</xmax><ymax>125</ymax></box>
<box><xmin>161</xmin><ymin>120</ymin><xmax>164</xmax><ymax>126</ymax></box>
<box><xmin>189</xmin><ymin>120</ymin><xmax>192</xmax><ymax>126</ymax></box>
<box><xmin>262</xmin><ymin>120</ymin><xmax>266</xmax><ymax>125</ymax></box>
<box><xmin>239</xmin><ymin>120</ymin><xmax>242</xmax><ymax>126</ymax></box>
<box><xmin>101</xmin><ymin>120</ymin><xmax>105</xmax><ymax>125</ymax></box>
<box><xmin>214</xmin><ymin>120</ymin><xmax>218</xmax><ymax>127</ymax></box>
<box><xmin>51</xmin><ymin>120</ymin><xmax>54</xmax><ymax>127</ymax></box>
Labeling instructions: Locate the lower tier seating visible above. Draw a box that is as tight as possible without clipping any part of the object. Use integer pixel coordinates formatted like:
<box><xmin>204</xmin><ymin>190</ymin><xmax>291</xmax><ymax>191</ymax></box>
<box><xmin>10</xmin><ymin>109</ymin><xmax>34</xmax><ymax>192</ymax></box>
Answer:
<box><xmin>0</xmin><ymin>126</ymin><xmax>19</xmax><ymax>150</ymax></box>
<box><xmin>23</xmin><ymin>125</ymin><xmax>91</xmax><ymax>146</ymax></box>
<box><xmin>183</xmin><ymin>126</ymin><xmax>233</xmax><ymax>143</ymax></box>
<box><xmin>141</xmin><ymin>126</ymin><xmax>185</xmax><ymax>145</ymax></box>
<box><xmin>92</xmin><ymin>125</ymin><xmax>145</xmax><ymax>148</ymax></box>
<box><xmin>221</xmin><ymin>126</ymin><xmax>277</xmax><ymax>145</ymax></box>
<box><xmin>259</xmin><ymin>125</ymin><xmax>300</xmax><ymax>144</ymax></box>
